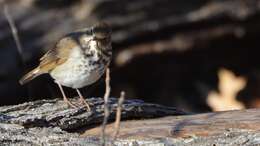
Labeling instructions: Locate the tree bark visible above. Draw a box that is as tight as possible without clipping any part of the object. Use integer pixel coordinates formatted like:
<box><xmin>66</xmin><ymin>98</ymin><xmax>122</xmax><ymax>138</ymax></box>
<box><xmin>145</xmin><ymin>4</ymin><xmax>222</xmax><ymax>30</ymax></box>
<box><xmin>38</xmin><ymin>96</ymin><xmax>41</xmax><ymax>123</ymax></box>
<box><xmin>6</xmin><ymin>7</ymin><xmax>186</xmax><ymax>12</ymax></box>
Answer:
<box><xmin>1</xmin><ymin>98</ymin><xmax>260</xmax><ymax>145</ymax></box>
<box><xmin>0</xmin><ymin>97</ymin><xmax>184</xmax><ymax>145</ymax></box>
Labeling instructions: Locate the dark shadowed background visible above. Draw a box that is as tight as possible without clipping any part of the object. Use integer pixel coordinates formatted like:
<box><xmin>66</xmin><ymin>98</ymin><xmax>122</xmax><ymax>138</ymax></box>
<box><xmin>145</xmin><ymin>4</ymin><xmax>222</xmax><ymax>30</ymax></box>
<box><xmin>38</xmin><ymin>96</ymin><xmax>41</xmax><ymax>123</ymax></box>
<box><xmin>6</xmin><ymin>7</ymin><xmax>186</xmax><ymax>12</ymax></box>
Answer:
<box><xmin>1</xmin><ymin>0</ymin><xmax>260</xmax><ymax>112</ymax></box>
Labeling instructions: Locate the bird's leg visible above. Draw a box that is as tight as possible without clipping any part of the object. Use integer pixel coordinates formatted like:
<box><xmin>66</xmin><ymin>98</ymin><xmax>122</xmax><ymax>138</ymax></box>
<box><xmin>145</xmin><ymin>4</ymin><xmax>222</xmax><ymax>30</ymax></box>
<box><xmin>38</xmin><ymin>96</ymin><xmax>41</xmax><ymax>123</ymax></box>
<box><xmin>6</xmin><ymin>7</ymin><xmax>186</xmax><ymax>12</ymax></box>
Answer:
<box><xmin>76</xmin><ymin>89</ymin><xmax>91</xmax><ymax>111</ymax></box>
<box><xmin>56</xmin><ymin>81</ymin><xmax>76</xmax><ymax>108</ymax></box>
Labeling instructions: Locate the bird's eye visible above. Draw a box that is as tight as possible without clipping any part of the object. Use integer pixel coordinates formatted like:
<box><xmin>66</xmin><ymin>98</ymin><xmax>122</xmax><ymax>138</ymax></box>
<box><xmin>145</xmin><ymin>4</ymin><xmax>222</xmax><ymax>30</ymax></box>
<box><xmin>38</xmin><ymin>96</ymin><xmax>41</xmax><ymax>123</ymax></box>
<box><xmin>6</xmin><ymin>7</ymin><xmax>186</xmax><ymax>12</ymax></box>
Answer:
<box><xmin>92</xmin><ymin>23</ymin><xmax>111</xmax><ymax>40</ymax></box>
<box><xmin>94</xmin><ymin>32</ymin><xmax>107</xmax><ymax>39</ymax></box>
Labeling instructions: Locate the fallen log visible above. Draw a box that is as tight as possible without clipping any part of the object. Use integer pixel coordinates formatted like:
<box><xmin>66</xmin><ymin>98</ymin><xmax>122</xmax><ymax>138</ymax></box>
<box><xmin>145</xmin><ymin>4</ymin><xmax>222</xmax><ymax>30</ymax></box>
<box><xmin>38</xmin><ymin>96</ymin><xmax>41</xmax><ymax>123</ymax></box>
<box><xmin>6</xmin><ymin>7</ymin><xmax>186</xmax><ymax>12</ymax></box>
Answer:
<box><xmin>0</xmin><ymin>98</ymin><xmax>260</xmax><ymax>145</ymax></box>
<box><xmin>84</xmin><ymin>108</ymin><xmax>260</xmax><ymax>144</ymax></box>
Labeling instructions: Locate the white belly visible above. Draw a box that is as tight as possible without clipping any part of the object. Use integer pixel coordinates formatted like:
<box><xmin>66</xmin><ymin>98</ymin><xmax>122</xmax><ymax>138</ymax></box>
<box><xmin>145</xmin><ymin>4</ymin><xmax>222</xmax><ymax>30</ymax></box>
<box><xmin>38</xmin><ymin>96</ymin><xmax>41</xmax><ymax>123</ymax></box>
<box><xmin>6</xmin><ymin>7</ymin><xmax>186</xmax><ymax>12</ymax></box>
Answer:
<box><xmin>50</xmin><ymin>47</ymin><xmax>106</xmax><ymax>89</ymax></box>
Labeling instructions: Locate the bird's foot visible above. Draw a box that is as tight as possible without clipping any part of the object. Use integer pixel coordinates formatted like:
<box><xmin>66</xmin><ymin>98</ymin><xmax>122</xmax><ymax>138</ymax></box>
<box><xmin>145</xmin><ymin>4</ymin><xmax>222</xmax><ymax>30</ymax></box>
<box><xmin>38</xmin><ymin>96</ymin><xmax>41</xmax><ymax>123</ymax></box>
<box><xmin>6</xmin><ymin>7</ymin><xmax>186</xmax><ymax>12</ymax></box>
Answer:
<box><xmin>78</xmin><ymin>98</ymin><xmax>92</xmax><ymax>111</ymax></box>
<box><xmin>63</xmin><ymin>97</ymin><xmax>77</xmax><ymax>108</ymax></box>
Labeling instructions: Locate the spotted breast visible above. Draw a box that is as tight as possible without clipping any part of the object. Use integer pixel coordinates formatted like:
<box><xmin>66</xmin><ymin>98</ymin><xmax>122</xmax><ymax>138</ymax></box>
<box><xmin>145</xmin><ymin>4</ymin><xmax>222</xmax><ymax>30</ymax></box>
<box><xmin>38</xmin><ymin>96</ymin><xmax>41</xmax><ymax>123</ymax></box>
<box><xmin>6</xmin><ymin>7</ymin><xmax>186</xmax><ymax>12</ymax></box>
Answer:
<box><xmin>50</xmin><ymin>36</ymin><xmax>112</xmax><ymax>89</ymax></box>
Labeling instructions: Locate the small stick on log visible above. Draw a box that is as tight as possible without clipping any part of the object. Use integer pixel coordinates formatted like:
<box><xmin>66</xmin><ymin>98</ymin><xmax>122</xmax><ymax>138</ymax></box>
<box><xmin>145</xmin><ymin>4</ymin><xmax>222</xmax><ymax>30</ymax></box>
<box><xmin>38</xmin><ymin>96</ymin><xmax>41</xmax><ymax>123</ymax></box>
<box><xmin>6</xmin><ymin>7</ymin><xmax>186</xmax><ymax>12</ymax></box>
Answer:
<box><xmin>112</xmin><ymin>91</ymin><xmax>125</xmax><ymax>142</ymax></box>
<box><xmin>100</xmin><ymin>68</ymin><xmax>111</xmax><ymax>146</ymax></box>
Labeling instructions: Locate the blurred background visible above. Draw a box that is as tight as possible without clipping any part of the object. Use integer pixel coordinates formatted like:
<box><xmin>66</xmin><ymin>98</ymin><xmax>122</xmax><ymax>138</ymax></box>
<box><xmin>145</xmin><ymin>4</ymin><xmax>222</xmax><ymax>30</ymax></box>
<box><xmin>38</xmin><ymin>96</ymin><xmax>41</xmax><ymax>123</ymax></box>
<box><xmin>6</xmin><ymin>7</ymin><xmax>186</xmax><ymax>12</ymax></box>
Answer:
<box><xmin>1</xmin><ymin>0</ymin><xmax>260</xmax><ymax>112</ymax></box>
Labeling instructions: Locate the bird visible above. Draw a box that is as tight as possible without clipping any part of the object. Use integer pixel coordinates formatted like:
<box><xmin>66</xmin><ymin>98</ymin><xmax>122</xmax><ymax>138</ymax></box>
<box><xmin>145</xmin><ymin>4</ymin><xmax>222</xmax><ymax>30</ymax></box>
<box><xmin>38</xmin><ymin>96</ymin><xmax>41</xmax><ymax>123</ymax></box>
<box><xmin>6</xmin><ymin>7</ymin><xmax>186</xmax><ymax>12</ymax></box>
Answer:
<box><xmin>19</xmin><ymin>22</ymin><xmax>112</xmax><ymax>111</ymax></box>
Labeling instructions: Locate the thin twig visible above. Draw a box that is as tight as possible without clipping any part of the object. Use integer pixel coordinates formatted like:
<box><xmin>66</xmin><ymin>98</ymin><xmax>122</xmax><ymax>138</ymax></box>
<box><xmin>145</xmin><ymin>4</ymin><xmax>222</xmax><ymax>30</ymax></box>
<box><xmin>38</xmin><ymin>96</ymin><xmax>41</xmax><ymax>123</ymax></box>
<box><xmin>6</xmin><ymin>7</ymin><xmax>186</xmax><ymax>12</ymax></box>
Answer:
<box><xmin>101</xmin><ymin>68</ymin><xmax>111</xmax><ymax>146</ymax></box>
<box><xmin>3</xmin><ymin>4</ymin><xmax>32</xmax><ymax>99</ymax></box>
<box><xmin>112</xmin><ymin>91</ymin><xmax>125</xmax><ymax>142</ymax></box>
<box><xmin>4</xmin><ymin>5</ymin><xmax>25</xmax><ymax>64</ymax></box>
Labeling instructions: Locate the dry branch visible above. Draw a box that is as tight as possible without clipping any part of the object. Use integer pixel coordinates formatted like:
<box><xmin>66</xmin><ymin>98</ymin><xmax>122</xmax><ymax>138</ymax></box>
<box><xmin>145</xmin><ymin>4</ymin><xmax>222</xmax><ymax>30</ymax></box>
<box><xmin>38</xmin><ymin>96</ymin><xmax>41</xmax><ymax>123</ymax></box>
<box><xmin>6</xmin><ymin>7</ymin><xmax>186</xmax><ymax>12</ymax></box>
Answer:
<box><xmin>112</xmin><ymin>91</ymin><xmax>125</xmax><ymax>142</ymax></box>
<box><xmin>101</xmin><ymin>68</ymin><xmax>111</xmax><ymax>146</ymax></box>
<box><xmin>3</xmin><ymin>4</ymin><xmax>25</xmax><ymax>63</ymax></box>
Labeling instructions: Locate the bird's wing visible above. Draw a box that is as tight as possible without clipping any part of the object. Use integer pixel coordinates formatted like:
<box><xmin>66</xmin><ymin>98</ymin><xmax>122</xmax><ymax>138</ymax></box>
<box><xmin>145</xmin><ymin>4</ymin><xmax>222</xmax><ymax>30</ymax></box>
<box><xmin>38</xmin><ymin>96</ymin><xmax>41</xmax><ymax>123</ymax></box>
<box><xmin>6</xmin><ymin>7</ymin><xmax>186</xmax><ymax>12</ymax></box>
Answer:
<box><xmin>38</xmin><ymin>36</ymin><xmax>78</xmax><ymax>72</ymax></box>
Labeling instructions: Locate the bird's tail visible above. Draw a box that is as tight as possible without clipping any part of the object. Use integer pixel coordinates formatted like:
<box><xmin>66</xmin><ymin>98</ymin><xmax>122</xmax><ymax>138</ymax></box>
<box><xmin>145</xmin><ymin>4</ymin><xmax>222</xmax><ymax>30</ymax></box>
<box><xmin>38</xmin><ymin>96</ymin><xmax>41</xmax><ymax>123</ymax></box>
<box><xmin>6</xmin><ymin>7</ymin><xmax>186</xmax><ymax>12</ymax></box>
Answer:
<box><xmin>19</xmin><ymin>67</ymin><xmax>43</xmax><ymax>85</ymax></box>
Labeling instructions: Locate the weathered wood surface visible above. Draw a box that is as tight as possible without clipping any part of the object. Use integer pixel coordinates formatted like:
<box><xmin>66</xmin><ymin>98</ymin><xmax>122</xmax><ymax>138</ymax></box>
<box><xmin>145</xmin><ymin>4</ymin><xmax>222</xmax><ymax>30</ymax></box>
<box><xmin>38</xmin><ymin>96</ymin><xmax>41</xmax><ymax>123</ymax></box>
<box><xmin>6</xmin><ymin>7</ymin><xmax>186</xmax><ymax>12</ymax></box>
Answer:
<box><xmin>87</xmin><ymin>109</ymin><xmax>260</xmax><ymax>146</ymax></box>
<box><xmin>0</xmin><ymin>97</ymin><xmax>184</xmax><ymax>145</ymax></box>
<box><xmin>1</xmin><ymin>98</ymin><xmax>260</xmax><ymax>145</ymax></box>
<box><xmin>0</xmin><ymin>97</ymin><xmax>184</xmax><ymax>131</ymax></box>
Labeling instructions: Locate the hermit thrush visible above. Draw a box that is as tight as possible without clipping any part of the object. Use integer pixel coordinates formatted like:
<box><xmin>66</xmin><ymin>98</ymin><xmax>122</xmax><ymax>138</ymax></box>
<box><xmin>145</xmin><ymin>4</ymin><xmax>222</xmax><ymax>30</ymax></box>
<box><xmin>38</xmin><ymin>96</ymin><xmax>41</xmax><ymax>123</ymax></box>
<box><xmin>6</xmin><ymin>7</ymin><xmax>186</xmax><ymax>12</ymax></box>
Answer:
<box><xmin>19</xmin><ymin>23</ymin><xmax>112</xmax><ymax>110</ymax></box>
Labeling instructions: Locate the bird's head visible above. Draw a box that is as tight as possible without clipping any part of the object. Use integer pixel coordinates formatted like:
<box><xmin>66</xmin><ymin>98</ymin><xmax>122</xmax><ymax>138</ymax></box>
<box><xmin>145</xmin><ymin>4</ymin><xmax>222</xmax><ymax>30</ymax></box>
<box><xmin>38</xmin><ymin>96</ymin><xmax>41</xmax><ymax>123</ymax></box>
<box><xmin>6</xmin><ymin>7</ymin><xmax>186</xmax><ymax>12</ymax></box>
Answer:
<box><xmin>92</xmin><ymin>22</ymin><xmax>111</xmax><ymax>40</ymax></box>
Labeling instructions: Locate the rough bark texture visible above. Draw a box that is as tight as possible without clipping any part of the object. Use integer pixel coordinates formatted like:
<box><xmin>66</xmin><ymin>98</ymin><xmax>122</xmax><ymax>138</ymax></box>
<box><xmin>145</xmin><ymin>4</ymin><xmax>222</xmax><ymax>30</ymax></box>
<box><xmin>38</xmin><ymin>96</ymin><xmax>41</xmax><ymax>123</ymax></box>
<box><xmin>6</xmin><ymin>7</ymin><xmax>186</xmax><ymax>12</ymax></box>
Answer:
<box><xmin>0</xmin><ymin>97</ymin><xmax>184</xmax><ymax>146</ymax></box>
<box><xmin>1</xmin><ymin>98</ymin><xmax>260</xmax><ymax>145</ymax></box>
<box><xmin>0</xmin><ymin>97</ymin><xmax>184</xmax><ymax>131</ymax></box>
